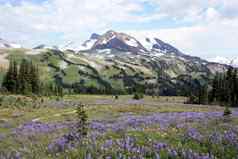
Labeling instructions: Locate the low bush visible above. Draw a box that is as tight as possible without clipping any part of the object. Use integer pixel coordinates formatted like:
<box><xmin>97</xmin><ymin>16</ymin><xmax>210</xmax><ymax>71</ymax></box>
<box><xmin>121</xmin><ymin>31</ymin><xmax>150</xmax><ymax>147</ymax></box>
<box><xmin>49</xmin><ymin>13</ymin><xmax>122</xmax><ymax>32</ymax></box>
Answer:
<box><xmin>133</xmin><ymin>93</ymin><xmax>144</xmax><ymax>100</ymax></box>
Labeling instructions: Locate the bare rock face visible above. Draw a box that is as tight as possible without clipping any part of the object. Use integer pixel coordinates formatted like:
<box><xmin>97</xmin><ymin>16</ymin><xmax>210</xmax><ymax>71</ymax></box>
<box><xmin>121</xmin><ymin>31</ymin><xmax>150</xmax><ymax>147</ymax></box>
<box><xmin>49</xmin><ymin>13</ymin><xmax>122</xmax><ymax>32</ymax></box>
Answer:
<box><xmin>91</xmin><ymin>30</ymin><xmax>147</xmax><ymax>53</ymax></box>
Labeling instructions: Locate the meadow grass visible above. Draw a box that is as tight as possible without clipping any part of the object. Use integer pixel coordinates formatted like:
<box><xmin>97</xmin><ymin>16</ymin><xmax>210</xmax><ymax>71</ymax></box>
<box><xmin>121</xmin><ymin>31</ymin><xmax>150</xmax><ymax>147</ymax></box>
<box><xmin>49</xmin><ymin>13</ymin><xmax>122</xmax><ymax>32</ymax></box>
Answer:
<box><xmin>0</xmin><ymin>95</ymin><xmax>236</xmax><ymax>158</ymax></box>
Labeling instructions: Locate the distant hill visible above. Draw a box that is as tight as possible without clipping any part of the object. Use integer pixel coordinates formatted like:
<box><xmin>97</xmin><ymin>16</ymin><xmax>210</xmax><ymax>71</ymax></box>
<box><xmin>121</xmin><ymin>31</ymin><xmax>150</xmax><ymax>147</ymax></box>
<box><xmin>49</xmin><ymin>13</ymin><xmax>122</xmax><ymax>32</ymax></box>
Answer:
<box><xmin>0</xmin><ymin>38</ymin><xmax>22</xmax><ymax>49</ymax></box>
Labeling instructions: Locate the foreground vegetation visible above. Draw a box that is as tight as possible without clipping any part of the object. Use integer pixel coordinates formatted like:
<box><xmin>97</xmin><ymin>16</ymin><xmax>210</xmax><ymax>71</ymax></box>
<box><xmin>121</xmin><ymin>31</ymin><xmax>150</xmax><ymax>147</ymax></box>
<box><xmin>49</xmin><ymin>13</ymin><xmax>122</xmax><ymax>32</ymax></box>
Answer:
<box><xmin>0</xmin><ymin>95</ymin><xmax>237</xmax><ymax>159</ymax></box>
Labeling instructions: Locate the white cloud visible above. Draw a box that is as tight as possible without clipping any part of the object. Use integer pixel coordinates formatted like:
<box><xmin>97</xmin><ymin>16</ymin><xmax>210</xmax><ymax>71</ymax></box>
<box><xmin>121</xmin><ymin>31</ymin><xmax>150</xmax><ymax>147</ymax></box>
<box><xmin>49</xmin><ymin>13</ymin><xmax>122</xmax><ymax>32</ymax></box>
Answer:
<box><xmin>126</xmin><ymin>18</ymin><xmax>238</xmax><ymax>59</ymax></box>
<box><xmin>0</xmin><ymin>0</ymin><xmax>237</xmax><ymax>59</ymax></box>
<box><xmin>0</xmin><ymin>0</ymin><xmax>148</xmax><ymax>46</ymax></box>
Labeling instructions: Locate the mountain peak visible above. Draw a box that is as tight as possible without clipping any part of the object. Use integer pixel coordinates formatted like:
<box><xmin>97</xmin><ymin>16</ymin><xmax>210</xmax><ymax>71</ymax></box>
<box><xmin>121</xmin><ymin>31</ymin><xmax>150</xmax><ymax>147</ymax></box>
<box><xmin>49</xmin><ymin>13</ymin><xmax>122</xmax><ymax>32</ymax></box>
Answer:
<box><xmin>91</xmin><ymin>30</ymin><xmax>147</xmax><ymax>53</ymax></box>
<box><xmin>90</xmin><ymin>33</ymin><xmax>100</xmax><ymax>40</ymax></box>
<box><xmin>105</xmin><ymin>30</ymin><xmax>117</xmax><ymax>34</ymax></box>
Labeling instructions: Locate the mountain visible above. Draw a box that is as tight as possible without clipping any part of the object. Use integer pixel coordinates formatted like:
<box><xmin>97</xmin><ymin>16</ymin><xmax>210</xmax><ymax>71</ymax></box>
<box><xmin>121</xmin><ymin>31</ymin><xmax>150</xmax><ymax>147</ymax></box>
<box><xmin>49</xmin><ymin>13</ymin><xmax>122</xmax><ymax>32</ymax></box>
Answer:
<box><xmin>60</xmin><ymin>33</ymin><xmax>101</xmax><ymax>52</ymax></box>
<box><xmin>33</xmin><ymin>44</ymin><xmax>59</xmax><ymax>50</ymax></box>
<box><xmin>0</xmin><ymin>30</ymin><xmax>230</xmax><ymax>95</ymax></box>
<box><xmin>0</xmin><ymin>38</ymin><xmax>22</xmax><ymax>49</ymax></box>
<box><xmin>208</xmin><ymin>56</ymin><xmax>238</xmax><ymax>68</ymax></box>
<box><xmin>90</xmin><ymin>30</ymin><xmax>147</xmax><ymax>53</ymax></box>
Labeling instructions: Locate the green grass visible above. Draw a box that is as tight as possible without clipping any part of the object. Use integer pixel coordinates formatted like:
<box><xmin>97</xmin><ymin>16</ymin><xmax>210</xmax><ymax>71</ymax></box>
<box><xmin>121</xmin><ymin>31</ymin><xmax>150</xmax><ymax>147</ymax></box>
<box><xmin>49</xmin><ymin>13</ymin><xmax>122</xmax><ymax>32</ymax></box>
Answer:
<box><xmin>102</xmin><ymin>67</ymin><xmax>121</xmax><ymax>77</ymax></box>
<box><xmin>6</xmin><ymin>48</ymin><xmax>28</xmax><ymax>63</ymax></box>
<box><xmin>0</xmin><ymin>95</ymin><xmax>235</xmax><ymax>159</ymax></box>
<box><xmin>62</xmin><ymin>65</ymin><xmax>80</xmax><ymax>84</ymax></box>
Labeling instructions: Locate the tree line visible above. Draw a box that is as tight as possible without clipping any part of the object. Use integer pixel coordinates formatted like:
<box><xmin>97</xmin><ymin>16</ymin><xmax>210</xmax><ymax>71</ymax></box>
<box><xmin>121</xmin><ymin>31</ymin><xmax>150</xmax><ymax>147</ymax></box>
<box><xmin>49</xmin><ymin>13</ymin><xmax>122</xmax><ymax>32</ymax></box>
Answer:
<box><xmin>188</xmin><ymin>67</ymin><xmax>238</xmax><ymax>107</ymax></box>
<box><xmin>210</xmin><ymin>67</ymin><xmax>238</xmax><ymax>106</ymax></box>
<box><xmin>2</xmin><ymin>59</ymin><xmax>40</xmax><ymax>94</ymax></box>
<box><xmin>1</xmin><ymin>58</ymin><xmax>64</xmax><ymax>96</ymax></box>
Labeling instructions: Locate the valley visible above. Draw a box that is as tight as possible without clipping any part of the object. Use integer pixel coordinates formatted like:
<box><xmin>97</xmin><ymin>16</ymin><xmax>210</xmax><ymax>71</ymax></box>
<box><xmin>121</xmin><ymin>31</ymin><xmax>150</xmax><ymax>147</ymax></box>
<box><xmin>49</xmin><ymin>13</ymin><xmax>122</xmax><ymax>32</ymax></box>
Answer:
<box><xmin>0</xmin><ymin>31</ymin><xmax>237</xmax><ymax>159</ymax></box>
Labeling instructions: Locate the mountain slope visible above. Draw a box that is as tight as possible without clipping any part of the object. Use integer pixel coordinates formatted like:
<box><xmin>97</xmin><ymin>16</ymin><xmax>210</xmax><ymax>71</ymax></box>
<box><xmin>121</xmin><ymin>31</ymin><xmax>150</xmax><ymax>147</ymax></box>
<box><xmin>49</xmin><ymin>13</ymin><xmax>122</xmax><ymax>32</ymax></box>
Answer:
<box><xmin>0</xmin><ymin>31</ymin><xmax>230</xmax><ymax>95</ymax></box>
<box><xmin>208</xmin><ymin>56</ymin><xmax>238</xmax><ymax>68</ymax></box>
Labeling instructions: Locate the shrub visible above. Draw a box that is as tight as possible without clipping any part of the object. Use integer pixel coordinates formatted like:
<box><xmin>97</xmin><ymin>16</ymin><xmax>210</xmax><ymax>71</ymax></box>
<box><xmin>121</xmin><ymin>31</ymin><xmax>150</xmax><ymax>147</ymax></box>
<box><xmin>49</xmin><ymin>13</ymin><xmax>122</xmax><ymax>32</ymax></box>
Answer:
<box><xmin>223</xmin><ymin>106</ymin><xmax>232</xmax><ymax>116</ymax></box>
<box><xmin>76</xmin><ymin>103</ymin><xmax>88</xmax><ymax>138</ymax></box>
<box><xmin>133</xmin><ymin>93</ymin><xmax>144</xmax><ymax>100</ymax></box>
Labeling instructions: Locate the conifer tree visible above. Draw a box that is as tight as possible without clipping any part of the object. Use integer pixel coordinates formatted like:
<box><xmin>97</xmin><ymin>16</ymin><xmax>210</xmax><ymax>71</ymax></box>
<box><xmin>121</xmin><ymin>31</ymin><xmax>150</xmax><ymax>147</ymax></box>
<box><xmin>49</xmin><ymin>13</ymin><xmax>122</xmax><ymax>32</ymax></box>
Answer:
<box><xmin>2</xmin><ymin>59</ymin><xmax>18</xmax><ymax>93</ymax></box>
<box><xmin>18</xmin><ymin>59</ymin><xmax>30</xmax><ymax>94</ymax></box>
<box><xmin>30</xmin><ymin>63</ymin><xmax>40</xmax><ymax>94</ymax></box>
<box><xmin>211</xmin><ymin>73</ymin><xmax>219</xmax><ymax>103</ymax></box>
<box><xmin>209</xmin><ymin>67</ymin><xmax>238</xmax><ymax>107</ymax></box>
<box><xmin>199</xmin><ymin>84</ymin><xmax>208</xmax><ymax>105</ymax></box>
<box><xmin>76</xmin><ymin>103</ymin><xmax>88</xmax><ymax>138</ymax></box>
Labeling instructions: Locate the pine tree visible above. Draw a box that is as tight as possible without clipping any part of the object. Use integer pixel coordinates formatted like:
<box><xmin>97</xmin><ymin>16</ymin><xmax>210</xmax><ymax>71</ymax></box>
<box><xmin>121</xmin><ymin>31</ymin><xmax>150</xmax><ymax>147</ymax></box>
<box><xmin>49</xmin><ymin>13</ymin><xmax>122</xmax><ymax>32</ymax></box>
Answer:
<box><xmin>200</xmin><ymin>84</ymin><xmax>208</xmax><ymax>105</ymax></box>
<box><xmin>226</xmin><ymin>67</ymin><xmax>233</xmax><ymax>105</ymax></box>
<box><xmin>76</xmin><ymin>103</ymin><xmax>88</xmax><ymax>138</ymax></box>
<box><xmin>12</xmin><ymin>60</ymin><xmax>18</xmax><ymax>93</ymax></box>
<box><xmin>210</xmin><ymin>67</ymin><xmax>238</xmax><ymax>107</ymax></box>
<box><xmin>231</xmin><ymin>69</ymin><xmax>236</xmax><ymax>106</ymax></box>
<box><xmin>30</xmin><ymin>63</ymin><xmax>40</xmax><ymax>94</ymax></box>
<box><xmin>232</xmin><ymin>69</ymin><xmax>238</xmax><ymax>106</ymax></box>
<box><xmin>18</xmin><ymin>59</ymin><xmax>29</xmax><ymax>94</ymax></box>
<box><xmin>2</xmin><ymin>59</ymin><xmax>18</xmax><ymax>93</ymax></box>
<box><xmin>18</xmin><ymin>59</ymin><xmax>39</xmax><ymax>95</ymax></box>
<box><xmin>211</xmin><ymin>73</ymin><xmax>219</xmax><ymax>103</ymax></box>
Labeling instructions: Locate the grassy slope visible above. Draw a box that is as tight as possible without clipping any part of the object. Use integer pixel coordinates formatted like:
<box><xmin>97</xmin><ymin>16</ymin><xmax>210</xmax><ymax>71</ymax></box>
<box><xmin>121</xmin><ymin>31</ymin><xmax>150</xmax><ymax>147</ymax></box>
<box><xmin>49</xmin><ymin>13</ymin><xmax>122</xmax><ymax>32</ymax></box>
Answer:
<box><xmin>1</xmin><ymin>48</ymin><xmax>214</xmax><ymax>94</ymax></box>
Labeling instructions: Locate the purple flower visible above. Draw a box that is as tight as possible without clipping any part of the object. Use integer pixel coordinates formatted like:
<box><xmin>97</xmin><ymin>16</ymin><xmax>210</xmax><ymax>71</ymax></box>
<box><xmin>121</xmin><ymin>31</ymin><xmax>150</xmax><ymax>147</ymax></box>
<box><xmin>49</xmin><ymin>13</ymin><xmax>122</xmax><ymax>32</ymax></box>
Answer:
<box><xmin>223</xmin><ymin>129</ymin><xmax>238</xmax><ymax>145</ymax></box>
<box><xmin>102</xmin><ymin>139</ymin><xmax>113</xmax><ymax>150</ymax></box>
<box><xmin>13</xmin><ymin>121</ymin><xmax>66</xmax><ymax>136</ymax></box>
<box><xmin>185</xmin><ymin>128</ymin><xmax>203</xmax><ymax>142</ymax></box>
<box><xmin>153</xmin><ymin>142</ymin><xmax>168</xmax><ymax>151</ymax></box>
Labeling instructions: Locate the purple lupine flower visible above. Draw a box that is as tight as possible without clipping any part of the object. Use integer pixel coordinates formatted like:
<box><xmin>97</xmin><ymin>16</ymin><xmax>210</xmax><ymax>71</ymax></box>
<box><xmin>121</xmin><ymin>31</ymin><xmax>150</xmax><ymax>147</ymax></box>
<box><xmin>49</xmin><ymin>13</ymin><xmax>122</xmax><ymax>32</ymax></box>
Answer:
<box><xmin>13</xmin><ymin>121</ymin><xmax>66</xmax><ymax>136</ymax></box>
<box><xmin>153</xmin><ymin>142</ymin><xmax>167</xmax><ymax>151</ymax></box>
<box><xmin>185</xmin><ymin>128</ymin><xmax>203</xmax><ymax>142</ymax></box>
<box><xmin>48</xmin><ymin>136</ymin><xmax>69</xmax><ymax>153</ymax></box>
<box><xmin>48</xmin><ymin>131</ymin><xmax>81</xmax><ymax>153</ymax></box>
<box><xmin>223</xmin><ymin>129</ymin><xmax>238</xmax><ymax>145</ymax></box>
<box><xmin>209</xmin><ymin>132</ymin><xmax>222</xmax><ymax>144</ymax></box>
<box><xmin>102</xmin><ymin>139</ymin><xmax>113</xmax><ymax>150</ymax></box>
<box><xmin>168</xmin><ymin>148</ymin><xmax>178</xmax><ymax>158</ymax></box>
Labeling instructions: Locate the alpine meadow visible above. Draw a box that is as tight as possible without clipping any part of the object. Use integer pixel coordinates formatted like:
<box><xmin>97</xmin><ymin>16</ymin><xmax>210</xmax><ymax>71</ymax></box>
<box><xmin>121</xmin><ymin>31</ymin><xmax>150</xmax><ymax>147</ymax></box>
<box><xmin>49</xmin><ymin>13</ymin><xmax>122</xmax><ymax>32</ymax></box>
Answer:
<box><xmin>0</xmin><ymin>0</ymin><xmax>238</xmax><ymax>159</ymax></box>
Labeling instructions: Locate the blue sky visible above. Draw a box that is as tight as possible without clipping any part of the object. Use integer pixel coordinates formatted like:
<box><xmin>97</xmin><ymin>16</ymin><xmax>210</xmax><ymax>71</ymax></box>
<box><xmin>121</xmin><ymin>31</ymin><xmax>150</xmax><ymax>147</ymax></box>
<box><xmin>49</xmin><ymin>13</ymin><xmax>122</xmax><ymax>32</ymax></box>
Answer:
<box><xmin>0</xmin><ymin>0</ymin><xmax>237</xmax><ymax>60</ymax></box>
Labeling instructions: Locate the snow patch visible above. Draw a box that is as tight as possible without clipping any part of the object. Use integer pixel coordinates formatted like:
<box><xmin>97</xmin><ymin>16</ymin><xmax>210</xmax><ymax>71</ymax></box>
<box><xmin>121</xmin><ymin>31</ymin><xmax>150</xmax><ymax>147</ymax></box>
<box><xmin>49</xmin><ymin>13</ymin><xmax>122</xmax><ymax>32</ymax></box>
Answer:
<box><xmin>79</xmin><ymin>39</ymin><xmax>97</xmax><ymax>50</ymax></box>
<box><xmin>9</xmin><ymin>43</ymin><xmax>22</xmax><ymax>48</ymax></box>
<box><xmin>62</xmin><ymin>39</ymin><xmax>97</xmax><ymax>52</ymax></box>
<box><xmin>125</xmin><ymin>38</ymin><xmax>138</xmax><ymax>47</ymax></box>
<box><xmin>97</xmin><ymin>49</ymin><xmax>111</xmax><ymax>54</ymax></box>
<box><xmin>138</xmin><ymin>37</ymin><xmax>157</xmax><ymax>51</ymax></box>
<box><xmin>153</xmin><ymin>52</ymin><xmax>164</xmax><ymax>57</ymax></box>
<box><xmin>60</xmin><ymin>61</ymin><xmax>68</xmax><ymax>69</ymax></box>
<box><xmin>102</xmin><ymin>35</ymin><xmax>116</xmax><ymax>44</ymax></box>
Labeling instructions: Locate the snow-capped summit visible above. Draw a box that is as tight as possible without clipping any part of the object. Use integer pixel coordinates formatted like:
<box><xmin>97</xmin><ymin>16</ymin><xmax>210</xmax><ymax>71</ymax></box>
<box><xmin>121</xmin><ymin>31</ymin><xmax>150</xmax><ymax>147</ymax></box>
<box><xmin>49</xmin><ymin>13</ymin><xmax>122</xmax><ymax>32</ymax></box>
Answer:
<box><xmin>79</xmin><ymin>33</ymin><xmax>101</xmax><ymax>51</ymax></box>
<box><xmin>91</xmin><ymin>30</ymin><xmax>147</xmax><ymax>53</ymax></box>
<box><xmin>135</xmin><ymin>36</ymin><xmax>183</xmax><ymax>56</ymax></box>
<box><xmin>0</xmin><ymin>38</ymin><xmax>22</xmax><ymax>49</ymax></box>
<box><xmin>61</xmin><ymin>31</ymin><xmax>185</xmax><ymax>55</ymax></box>
<box><xmin>62</xmin><ymin>33</ymin><xmax>101</xmax><ymax>52</ymax></box>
